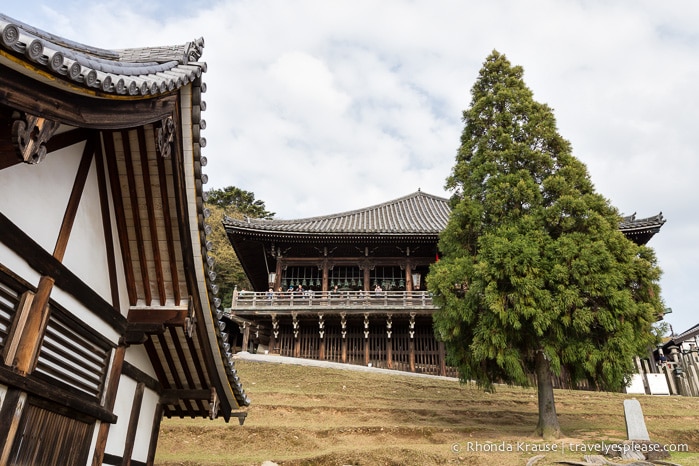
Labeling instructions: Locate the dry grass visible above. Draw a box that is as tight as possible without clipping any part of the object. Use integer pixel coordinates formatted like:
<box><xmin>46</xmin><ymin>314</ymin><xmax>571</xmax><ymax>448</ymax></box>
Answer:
<box><xmin>155</xmin><ymin>359</ymin><xmax>699</xmax><ymax>465</ymax></box>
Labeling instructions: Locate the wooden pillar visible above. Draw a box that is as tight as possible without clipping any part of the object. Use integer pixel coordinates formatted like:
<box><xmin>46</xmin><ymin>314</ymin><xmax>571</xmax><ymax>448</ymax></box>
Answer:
<box><xmin>241</xmin><ymin>323</ymin><xmax>250</xmax><ymax>353</ymax></box>
<box><xmin>409</xmin><ymin>313</ymin><xmax>416</xmax><ymax>372</ymax></box>
<box><xmin>270</xmin><ymin>314</ymin><xmax>278</xmax><ymax>354</ymax></box>
<box><xmin>91</xmin><ymin>345</ymin><xmax>127</xmax><ymax>466</ymax></box>
<box><xmin>386</xmin><ymin>315</ymin><xmax>393</xmax><ymax>369</ymax></box>
<box><xmin>274</xmin><ymin>260</ymin><xmax>283</xmax><ymax>291</ymax></box>
<box><xmin>122</xmin><ymin>382</ymin><xmax>145</xmax><ymax>464</ymax></box>
<box><xmin>405</xmin><ymin>263</ymin><xmax>413</xmax><ymax>292</ymax></box>
<box><xmin>0</xmin><ymin>388</ymin><xmax>27</xmax><ymax>465</ymax></box>
<box><xmin>5</xmin><ymin>277</ymin><xmax>54</xmax><ymax>374</ymax></box>
<box><xmin>318</xmin><ymin>314</ymin><xmax>325</xmax><ymax>360</ymax></box>
<box><xmin>341</xmin><ymin>313</ymin><xmax>347</xmax><ymax>363</ymax></box>
<box><xmin>363</xmin><ymin>266</ymin><xmax>371</xmax><ymax>292</ymax></box>
<box><xmin>322</xmin><ymin>260</ymin><xmax>329</xmax><ymax>292</ymax></box>
<box><xmin>409</xmin><ymin>340</ymin><xmax>416</xmax><ymax>372</ymax></box>
<box><xmin>438</xmin><ymin>341</ymin><xmax>447</xmax><ymax>377</ymax></box>
<box><xmin>293</xmin><ymin>314</ymin><xmax>300</xmax><ymax>358</ymax></box>
<box><xmin>363</xmin><ymin>313</ymin><xmax>370</xmax><ymax>366</ymax></box>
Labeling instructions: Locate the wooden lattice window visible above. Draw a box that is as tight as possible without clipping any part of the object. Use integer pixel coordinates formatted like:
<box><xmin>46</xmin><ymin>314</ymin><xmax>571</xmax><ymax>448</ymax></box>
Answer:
<box><xmin>34</xmin><ymin>303</ymin><xmax>113</xmax><ymax>401</ymax></box>
<box><xmin>0</xmin><ymin>274</ymin><xmax>21</xmax><ymax>353</ymax></box>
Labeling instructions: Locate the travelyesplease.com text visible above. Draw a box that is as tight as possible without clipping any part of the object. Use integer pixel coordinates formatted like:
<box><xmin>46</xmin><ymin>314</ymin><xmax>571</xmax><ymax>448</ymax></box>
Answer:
<box><xmin>451</xmin><ymin>440</ymin><xmax>689</xmax><ymax>455</ymax></box>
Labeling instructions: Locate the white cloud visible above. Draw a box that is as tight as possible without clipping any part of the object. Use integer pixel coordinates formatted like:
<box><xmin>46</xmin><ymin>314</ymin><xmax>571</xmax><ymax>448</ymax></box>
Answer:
<box><xmin>2</xmin><ymin>0</ymin><xmax>697</xmax><ymax>333</ymax></box>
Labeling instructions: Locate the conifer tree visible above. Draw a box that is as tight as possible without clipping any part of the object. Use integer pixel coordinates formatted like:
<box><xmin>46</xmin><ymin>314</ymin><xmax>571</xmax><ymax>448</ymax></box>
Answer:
<box><xmin>427</xmin><ymin>51</ymin><xmax>665</xmax><ymax>438</ymax></box>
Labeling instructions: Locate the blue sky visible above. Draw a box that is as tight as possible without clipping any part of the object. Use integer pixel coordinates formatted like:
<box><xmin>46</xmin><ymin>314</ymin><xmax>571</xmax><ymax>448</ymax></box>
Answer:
<box><xmin>2</xmin><ymin>1</ymin><xmax>698</xmax><ymax>334</ymax></box>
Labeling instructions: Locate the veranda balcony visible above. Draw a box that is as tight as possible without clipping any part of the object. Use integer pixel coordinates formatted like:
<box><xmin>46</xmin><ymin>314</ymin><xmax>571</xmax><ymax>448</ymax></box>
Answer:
<box><xmin>229</xmin><ymin>290</ymin><xmax>437</xmax><ymax>314</ymax></box>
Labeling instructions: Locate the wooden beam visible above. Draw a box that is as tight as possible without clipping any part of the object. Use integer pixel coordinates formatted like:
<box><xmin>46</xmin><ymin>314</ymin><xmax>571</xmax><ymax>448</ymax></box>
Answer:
<box><xmin>13</xmin><ymin>276</ymin><xmax>54</xmax><ymax>374</ymax></box>
<box><xmin>146</xmin><ymin>403</ymin><xmax>164</xmax><ymax>465</ymax></box>
<box><xmin>160</xmin><ymin>389</ymin><xmax>211</xmax><ymax>404</ymax></box>
<box><xmin>121</xmin><ymin>129</ymin><xmax>152</xmax><ymax>306</ymax></box>
<box><xmin>167</xmin><ymin>106</ymin><xmax>234</xmax><ymax>420</ymax></box>
<box><xmin>0</xmin><ymin>388</ymin><xmax>25</xmax><ymax>465</ymax></box>
<box><xmin>127</xmin><ymin>308</ymin><xmax>189</xmax><ymax>326</ymax></box>
<box><xmin>0</xmin><ymin>65</ymin><xmax>178</xmax><ymax>130</ymax></box>
<box><xmin>45</xmin><ymin>127</ymin><xmax>91</xmax><ymax>153</ymax></box>
<box><xmin>137</xmin><ymin>126</ymin><xmax>167</xmax><ymax>305</ymax></box>
<box><xmin>241</xmin><ymin>324</ymin><xmax>250</xmax><ymax>353</ymax></box>
<box><xmin>0</xmin><ymin>212</ymin><xmax>127</xmax><ymax>333</ymax></box>
<box><xmin>155</xmin><ymin>136</ymin><xmax>181</xmax><ymax>306</ymax></box>
<box><xmin>121</xmin><ymin>360</ymin><xmax>162</xmax><ymax>393</ymax></box>
<box><xmin>94</xmin><ymin>136</ymin><xmax>121</xmax><ymax>310</ymax></box>
<box><xmin>0</xmin><ymin>365</ymin><xmax>117</xmax><ymax>423</ymax></box>
<box><xmin>53</xmin><ymin>139</ymin><xmax>94</xmax><ymax>261</ymax></box>
<box><xmin>91</xmin><ymin>346</ymin><xmax>126</xmax><ymax>466</ymax></box>
<box><xmin>122</xmin><ymin>382</ymin><xmax>145</xmax><ymax>465</ymax></box>
<box><xmin>167</xmin><ymin>327</ymin><xmax>206</xmax><ymax>414</ymax></box>
<box><xmin>102</xmin><ymin>132</ymin><xmax>137</xmax><ymax>305</ymax></box>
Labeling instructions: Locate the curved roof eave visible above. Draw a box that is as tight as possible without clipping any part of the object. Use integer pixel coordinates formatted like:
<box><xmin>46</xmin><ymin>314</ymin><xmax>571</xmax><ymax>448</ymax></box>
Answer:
<box><xmin>0</xmin><ymin>13</ymin><xmax>205</xmax><ymax>98</ymax></box>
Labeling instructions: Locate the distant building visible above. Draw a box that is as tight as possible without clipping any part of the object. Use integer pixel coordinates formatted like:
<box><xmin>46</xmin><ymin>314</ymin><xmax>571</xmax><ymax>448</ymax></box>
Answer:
<box><xmin>225</xmin><ymin>190</ymin><xmax>665</xmax><ymax>376</ymax></box>
<box><xmin>0</xmin><ymin>14</ymin><xmax>246</xmax><ymax>465</ymax></box>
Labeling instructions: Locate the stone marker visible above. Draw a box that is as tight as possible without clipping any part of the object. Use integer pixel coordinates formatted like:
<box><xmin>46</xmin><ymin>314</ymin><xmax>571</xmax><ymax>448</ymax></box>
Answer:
<box><xmin>623</xmin><ymin>398</ymin><xmax>650</xmax><ymax>441</ymax></box>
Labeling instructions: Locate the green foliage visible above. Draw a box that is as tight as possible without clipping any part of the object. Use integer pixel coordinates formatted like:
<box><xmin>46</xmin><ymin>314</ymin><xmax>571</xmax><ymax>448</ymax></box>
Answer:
<box><xmin>428</xmin><ymin>50</ymin><xmax>665</xmax><ymax>394</ymax></box>
<box><xmin>204</xmin><ymin>186</ymin><xmax>272</xmax><ymax>306</ymax></box>
<box><xmin>206</xmin><ymin>186</ymin><xmax>274</xmax><ymax>219</ymax></box>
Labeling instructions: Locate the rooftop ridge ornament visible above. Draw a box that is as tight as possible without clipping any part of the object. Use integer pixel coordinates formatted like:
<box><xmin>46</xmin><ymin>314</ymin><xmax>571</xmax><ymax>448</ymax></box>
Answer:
<box><xmin>12</xmin><ymin>112</ymin><xmax>59</xmax><ymax>164</ymax></box>
<box><xmin>184</xmin><ymin>37</ymin><xmax>204</xmax><ymax>64</ymax></box>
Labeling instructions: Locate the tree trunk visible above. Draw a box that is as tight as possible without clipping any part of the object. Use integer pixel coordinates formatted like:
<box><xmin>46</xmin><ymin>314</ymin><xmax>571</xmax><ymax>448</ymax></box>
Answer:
<box><xmin>535</xmin><ymin>350</ymin><xmax>561</xmax><ymax>439</ymax></box>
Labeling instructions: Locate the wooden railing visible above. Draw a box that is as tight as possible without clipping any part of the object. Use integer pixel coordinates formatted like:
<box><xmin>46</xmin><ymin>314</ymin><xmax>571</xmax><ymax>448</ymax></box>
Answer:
<box><xmin>231</xmin><ymin>290</ymin><xmax>435</xmax><ymax>309</ymax></box>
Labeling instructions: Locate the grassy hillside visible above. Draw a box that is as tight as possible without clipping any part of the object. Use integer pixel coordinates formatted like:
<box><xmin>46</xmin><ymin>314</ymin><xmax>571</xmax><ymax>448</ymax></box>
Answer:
<box><xmin>155</xmin><ymin>359</ymin><xmax>699</xmax><ymax>465</ymax></box>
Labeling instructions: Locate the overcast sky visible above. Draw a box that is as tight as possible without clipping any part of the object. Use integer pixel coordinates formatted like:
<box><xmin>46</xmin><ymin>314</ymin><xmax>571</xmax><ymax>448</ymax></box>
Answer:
<box><xmin>3</xmin><ymin>1</ymin><xmax>697</xmax><ymax>335</ymax></box>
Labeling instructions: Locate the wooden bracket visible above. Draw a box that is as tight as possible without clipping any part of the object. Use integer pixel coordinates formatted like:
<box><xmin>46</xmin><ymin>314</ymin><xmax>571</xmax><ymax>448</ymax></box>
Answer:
<box><xmin>156</xmin><ymin>116</ymin><xmax>175</xmax><ymax>158</ymax></box>
<box><xmin>12</xmin><ymin>112</ymin><xmax>60</xmax><ymax>164</ymax></box>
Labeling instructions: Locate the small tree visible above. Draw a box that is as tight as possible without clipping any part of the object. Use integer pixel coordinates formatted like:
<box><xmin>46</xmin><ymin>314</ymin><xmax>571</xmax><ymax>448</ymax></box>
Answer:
<box><xmin>427</xmin><ymin>51</ymin><xmax>665</xmax><ymax>439</ymax></box>
<box><xmin>206</xmin><ymin>186</ymin><xmax>275</xmax><ymax>219</ymax></box>
<box><xmin>204</xmin><ymin>186</ymin><xmax>273</xmax><ymax>305</ymax></box>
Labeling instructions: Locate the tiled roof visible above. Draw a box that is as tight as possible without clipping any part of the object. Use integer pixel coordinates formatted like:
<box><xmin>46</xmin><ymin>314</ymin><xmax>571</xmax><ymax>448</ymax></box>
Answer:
<box><xmin>619</xmin><ymin>212</ymin><xmax>666</xmax><ymax>232</ymax></box>
<box><xmin>224</xmin><ymin>190</ymin><xmax>452</xmax><ymax>235</ymax></box>
<box><xmin>225</xmin><ymin>190</ymin><xmax>665</xmax><ymax>240</ymax></box>
<box><xmin>0</xmin><ymin>13</ymin><xmax>205</xmax><ymax>96</ymax></box>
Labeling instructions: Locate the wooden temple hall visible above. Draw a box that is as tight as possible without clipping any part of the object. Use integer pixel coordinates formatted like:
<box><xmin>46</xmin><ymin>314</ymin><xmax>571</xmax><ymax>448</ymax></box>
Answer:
<box><xmin>1</xmin><ymin>14</ymin><xmax>247</xmax><ymax>465</ymax></box>
<box><xmin>224</xmin><ymin>191</ymin><xmax>666</xmax><ymax>377</ymax></box>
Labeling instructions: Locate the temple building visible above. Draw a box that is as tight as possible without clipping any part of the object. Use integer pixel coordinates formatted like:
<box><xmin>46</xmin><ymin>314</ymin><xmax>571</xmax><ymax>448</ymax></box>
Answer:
<box><xmin>224</xmin><ymin>190</ymin><xmax>665</xmax><ymax>377</ymax></box>
<box><xmin>0</xmin><ymin>14</ymin><xmax>245</xmax><ymax>465</ymax></box>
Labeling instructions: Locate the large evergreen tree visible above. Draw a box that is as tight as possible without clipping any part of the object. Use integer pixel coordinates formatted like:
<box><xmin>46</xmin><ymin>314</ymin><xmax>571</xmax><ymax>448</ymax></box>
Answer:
<box><xmin>427</xmin><ymin>51</ymin><xmax>665</xmax><ymax>439</ymax></box>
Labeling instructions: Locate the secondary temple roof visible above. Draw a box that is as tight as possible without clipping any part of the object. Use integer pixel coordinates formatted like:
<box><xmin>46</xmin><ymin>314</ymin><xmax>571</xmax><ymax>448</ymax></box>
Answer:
<box><xmin>224</xmin><ymin>189</ymin><xmax>451</xmax><ymax>237</ymax></box>
<box><xmin>225</xmin><ymin>189</ymin><xmax>665</xmax><ymax>245</ymax></box>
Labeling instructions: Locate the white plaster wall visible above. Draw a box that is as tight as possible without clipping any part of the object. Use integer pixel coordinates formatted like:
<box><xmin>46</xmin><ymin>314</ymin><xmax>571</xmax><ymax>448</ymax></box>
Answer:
<box><xmin>124</xmin><ymin>344</ymin><xmax>158</xmax><ymax>379</ymax></box>
<box><xmin>0</xmin><ymin>243</ymin><xmax>41</xmax><ymax>286</ymax></box>
<box><xmin>0</xmin><ymin>133</ymin><xmax>129</xmax><ymax>335</ymax></box>
<box><xmin>61</xmin><ymin>159</ymin><xmax>112</xmax><ymax>305</ymax></box>
<box><xmin>132</xmin><ymin>389</ymin><xmax>159</xmax><ymax>463</ymax></box>
<box><xmin>104</xmin><ymin>376</ymin><xmax>160</xmax><ymax>463</ymax></box>
<box><xmin>104</xmin><ymin>376</ymin><xmax>136</xmax><ymax>457</ymax></box>
<box><xmin>0</xmin><ymin>138</ymin><xmax>81</xmax><ymax>254</ymax></box>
